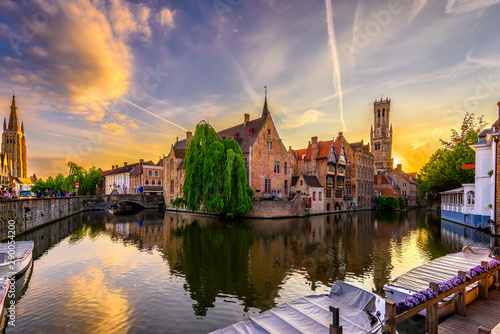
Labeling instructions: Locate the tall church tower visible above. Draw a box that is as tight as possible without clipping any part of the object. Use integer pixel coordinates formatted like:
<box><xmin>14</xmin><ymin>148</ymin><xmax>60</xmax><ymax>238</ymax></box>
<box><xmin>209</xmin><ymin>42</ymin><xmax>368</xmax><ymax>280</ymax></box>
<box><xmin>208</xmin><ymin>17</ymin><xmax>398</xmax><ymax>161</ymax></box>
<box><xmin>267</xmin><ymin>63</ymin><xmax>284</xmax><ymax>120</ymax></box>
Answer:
<box><xmin>370</xmin><ymin>97</ymin><xmax>393</xmax><ymax>170</ymax></box>
<box><xmin>2</xmin><ymin>94</ymin><xmax>28</xmax><ymax>178</ymax></box>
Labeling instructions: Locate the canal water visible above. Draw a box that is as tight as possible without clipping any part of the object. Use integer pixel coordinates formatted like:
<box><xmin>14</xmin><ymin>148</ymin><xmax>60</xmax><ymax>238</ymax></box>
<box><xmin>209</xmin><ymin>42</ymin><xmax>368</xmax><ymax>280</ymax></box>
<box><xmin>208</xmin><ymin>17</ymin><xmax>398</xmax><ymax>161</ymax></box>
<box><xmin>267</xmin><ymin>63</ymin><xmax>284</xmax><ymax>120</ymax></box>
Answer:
<box><xmin>4</xmin><ymin>209</ymin><xmax>492</xmax><ymax>333</ymax></box>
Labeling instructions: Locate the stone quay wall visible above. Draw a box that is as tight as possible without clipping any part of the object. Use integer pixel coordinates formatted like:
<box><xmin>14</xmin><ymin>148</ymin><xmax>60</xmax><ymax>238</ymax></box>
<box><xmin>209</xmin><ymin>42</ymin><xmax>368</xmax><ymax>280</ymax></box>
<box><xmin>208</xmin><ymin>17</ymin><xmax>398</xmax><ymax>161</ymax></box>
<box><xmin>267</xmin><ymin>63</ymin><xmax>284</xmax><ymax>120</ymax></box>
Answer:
<box><xmin>0</xmin><ymin>195</ymin><xmax>163</xmax><ymax>239</ymax></box>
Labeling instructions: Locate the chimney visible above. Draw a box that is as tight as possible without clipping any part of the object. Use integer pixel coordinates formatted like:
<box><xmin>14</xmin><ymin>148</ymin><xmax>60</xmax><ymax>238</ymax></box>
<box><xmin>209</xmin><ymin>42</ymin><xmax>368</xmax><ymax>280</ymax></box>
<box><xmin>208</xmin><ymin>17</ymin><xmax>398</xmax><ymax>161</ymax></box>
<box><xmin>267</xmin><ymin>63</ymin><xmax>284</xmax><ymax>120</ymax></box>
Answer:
<box><xmin>139</xmin><ymin>159</ymin><xmax>144</xmax><ymax>164</ymax></box>
<box><xmin>124</xmin><ymin>162</ymin><xmax>127</xmax><ymax>166</ymax></box>
<box><xmin>338</xmin><ymin>131</ymin><xmax>343</xmax><ymax>139</ymax></box>
<box><xmin>112</xmin><ymin>165</ymin><xmax>115</xmax><ymax>170</ymax></box>
<box><xmin>311</xmin><ymin>136</ymin><xmax>318</xmax><ymax>144</ymax></box>
<box><xmin>244</xmin><ymin>113</ymin><xmax>250</xmax><ymax>126</ymax></box>
<box><xmin>186</xmin><ymin>131</ymin><xmax>193</xmax><ymax>143</ymax></box>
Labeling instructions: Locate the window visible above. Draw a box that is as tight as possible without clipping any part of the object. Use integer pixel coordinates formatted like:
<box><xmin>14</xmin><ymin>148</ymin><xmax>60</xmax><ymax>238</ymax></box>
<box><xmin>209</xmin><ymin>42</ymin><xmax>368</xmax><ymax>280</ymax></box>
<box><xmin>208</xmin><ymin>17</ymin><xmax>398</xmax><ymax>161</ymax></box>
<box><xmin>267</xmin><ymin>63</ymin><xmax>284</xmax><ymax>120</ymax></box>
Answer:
<box><xmin>378</xmin><ymin>110</ymin><xmax>380</xmax><ymax>117</ymax></box>
<box><xmin>148</xmin><ymin>170</ymin><xmax>153</xmax><ymax>176</ymax></box>
<box><xmin>284</xmin><ymin>180</ymin><xmax>288</xmax><ymax>194</ymax></box>
<box><xmin>274</xmin><ymin>161</ymin><xmax>280</xmax><ymax>174</ymax></box>
<box><xmin>171</xmin><ymin>160</ymin><xmax>174</xmax><ymax>171</ymax></box>
<box><xmin>300</xmin><ymin>180</ymin><xmax>303</xmax><ymax>186</ymax></box>
<box><xmin>155</xmin><ymin>171</ymin><xmax>159</xmax><ymax>177</ymax></box>
<box><xmin>244</xmin><ymin>157</ymin><xmax>248</xmax><ymax>170</ymax></box>
<box><xmin>403</xmin><ymin>190</ymin><xmax>407</xmax><ymax>197</ymax></box>
<box><xmin>345</xmin><ymin>184</ymin><xmax>351</xmax><ymax>195</ymax></box>
<box><xmin>265</xmin><ymin>179</ymin><xmax>271</xmax><ymax>193</ymax></box>
<box><xmin>170</xmin><ymin>180</ymin><xmax>174</xmax><ymax>194</ymax></box>
<box><xmin>313</xmin><ymin>192</ymin><xmax>316</xmax><ymax>201</ymax></box>
<box><xmin>152</xmin><ymin>179</ymin><xmax>156</xmax><ymax>185</ymax></box>
<box><xmin>319</xmin><ymin>192</ymin><xmax>322</xmax><ymax>201</ymax></box>
<box><xmin>284</xmin><ymin>162</ymin><xmax>287</xmax><ymax>175</ymax></box>
<box><xmin>145</xmin><ymin>179</ymin><xmax>150</xmax><ymax>185</ymax></box>
<box><xmin>403</xmin><ymin>182</ymin><xmax>407</xmax><ymax>187</ymax></box>
<box><xmin>328</xmin><ymin>162</ymin><xmax>335</xmax><ymax>172</ymax></box>
<box><xmin>335</xmin><ymin>190</ymin><xmax>342</xmax><ymax>198</ymax></box>
<box><xmin>158</xmin><ymin>180</ymin><xmax>162</xmax><ymax>186</ymax></box>
<box><xmin>382</xmin><ymin>108</ymin><xmax>385</xmax><ymax>117</ymax></box>
<box><xmin>326</xmin><ymin>175</ymin><xmax>334</xmax><ymax>186</ymax></box>
<box><xmin>467</xmin><ymin>191</ymin><xmax>475</xmax><ymax>205</ymax></box>
<box><xmin>266</xmin><ymin>141</ymin><xmax>272</xmax><ymax>150</ymax></box>
<box><xmin>267</xmin><ymin>129</ymin><xmax>271</xmax><ymax>135</ymax></box>
<box><xmin>326</xmin><ymin>189</ymin><xmax>332</xmax><ymax>198</ymax></box>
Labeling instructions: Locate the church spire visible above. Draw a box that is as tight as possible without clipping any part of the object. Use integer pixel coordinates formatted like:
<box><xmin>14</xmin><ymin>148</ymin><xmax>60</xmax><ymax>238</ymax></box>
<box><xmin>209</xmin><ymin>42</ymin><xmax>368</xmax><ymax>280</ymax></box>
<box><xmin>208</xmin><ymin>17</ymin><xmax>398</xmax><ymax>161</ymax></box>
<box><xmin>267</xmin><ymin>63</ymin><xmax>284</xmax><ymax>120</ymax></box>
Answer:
<box><xmin>8</xmin><ymin>92</ymin><xmax>19</xmax><ymax>131</ymax></box>
<box><xmin>262</xmin><ymin>85</ymin><xmax>269</xmax><ymax>117</ymax></box>
<box><xmin>21</xmin><ymin>121</ymin><xmax>24</xmax><ymax>133</ymax></box>
<box><xmin>2</xmin><ymin>118</ymin><xmax>5</xmax><ymax>131</ymax></box>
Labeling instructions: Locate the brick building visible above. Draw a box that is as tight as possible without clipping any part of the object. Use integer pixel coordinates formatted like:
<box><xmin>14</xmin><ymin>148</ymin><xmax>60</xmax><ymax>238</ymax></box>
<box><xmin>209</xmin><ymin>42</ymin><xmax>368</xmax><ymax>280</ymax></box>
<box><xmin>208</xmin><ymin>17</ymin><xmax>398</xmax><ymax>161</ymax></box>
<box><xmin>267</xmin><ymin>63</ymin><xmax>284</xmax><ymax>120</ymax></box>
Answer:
<box><xmin>0</xmin><ymin>152</ymin><xmax>10</xmax><ymax>190</ymax></box>
<box><xmin>295</xmin><ymin>136</ymin><xmax>346</xmax><ymax>212</ymax></box>
<box><xmin>291</xmin><ymin>174</ymin><xmax>324</xmax><ymax>214</ymax></box>
<box><xmin>164</xmin><ymin>143</ymin><xmax>187</xmax><ymax>205</ymax></box>
<box><xmin>163</xmin><ymin>94</ymin><xmax>292</xmax><ymax>206</ymax></box>
<box><xmin>335</xmin><ymin>133</ymin><xmax>375</xmax><ymax>209</ymax></box>
<box><xmin>384</xmin><ymin>164</ymin><xmax>418</xmax><ymax>206</ymax></box>
<box><xmin>370</xmin><ymin>97</ymin><xmax>393</xmax><ymax>170</ymax></box>
<box><xmin>130</xmin><ymin>159</ymin><xmax>164</xmax><ymax>195</ymax></box>
<box><xmin>374</xmin><ymin>172</ymin><xmax>402</xmax><ymax>199</ymax></box>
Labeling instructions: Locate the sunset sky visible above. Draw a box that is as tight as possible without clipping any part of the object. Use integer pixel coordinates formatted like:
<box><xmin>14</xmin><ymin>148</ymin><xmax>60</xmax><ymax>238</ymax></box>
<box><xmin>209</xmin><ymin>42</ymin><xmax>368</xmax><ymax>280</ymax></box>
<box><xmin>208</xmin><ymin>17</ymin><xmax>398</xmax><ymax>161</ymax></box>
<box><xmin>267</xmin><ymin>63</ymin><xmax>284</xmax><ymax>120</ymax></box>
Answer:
<box><xmin>1</xmin><ymin>0</ymin><xmax>500</xmax><ymax>178</ymax></box>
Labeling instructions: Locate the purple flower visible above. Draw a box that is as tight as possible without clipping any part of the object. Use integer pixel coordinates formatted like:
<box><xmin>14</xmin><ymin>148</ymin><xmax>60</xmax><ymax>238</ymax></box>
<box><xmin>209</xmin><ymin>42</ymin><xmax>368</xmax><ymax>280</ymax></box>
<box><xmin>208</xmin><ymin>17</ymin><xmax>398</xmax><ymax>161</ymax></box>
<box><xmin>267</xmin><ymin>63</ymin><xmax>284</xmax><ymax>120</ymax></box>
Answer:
<box><xmin>489</xmin><ymin>260</ymin><xmax>500</xmax><ymax>269</ymax></box>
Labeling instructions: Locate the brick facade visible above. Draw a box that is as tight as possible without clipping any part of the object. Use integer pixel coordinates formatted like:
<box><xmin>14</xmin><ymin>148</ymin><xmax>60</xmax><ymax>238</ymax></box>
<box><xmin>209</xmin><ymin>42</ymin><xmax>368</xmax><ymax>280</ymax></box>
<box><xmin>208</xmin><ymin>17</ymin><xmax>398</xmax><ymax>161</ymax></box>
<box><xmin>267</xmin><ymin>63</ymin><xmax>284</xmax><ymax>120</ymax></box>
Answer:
<box><xmin>384</xmin><ymin>164</ymin><xmax>418</xmax><ymax>206</ymax></box>
<box><xmin>370</xmin><ymin>97</ymin><xmax>393</xmax><ymax>170</ymax></box>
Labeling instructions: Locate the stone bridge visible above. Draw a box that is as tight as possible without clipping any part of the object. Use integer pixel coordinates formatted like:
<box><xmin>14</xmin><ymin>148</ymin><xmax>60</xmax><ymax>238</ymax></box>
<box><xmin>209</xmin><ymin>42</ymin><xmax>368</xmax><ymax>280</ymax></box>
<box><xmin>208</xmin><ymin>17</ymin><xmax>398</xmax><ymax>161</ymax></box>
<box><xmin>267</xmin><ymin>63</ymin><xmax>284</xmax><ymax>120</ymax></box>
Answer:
<box><xmin>0</xmin><ymin>195</ymin><xmax>164</xmax><ymax>239</ymax></box>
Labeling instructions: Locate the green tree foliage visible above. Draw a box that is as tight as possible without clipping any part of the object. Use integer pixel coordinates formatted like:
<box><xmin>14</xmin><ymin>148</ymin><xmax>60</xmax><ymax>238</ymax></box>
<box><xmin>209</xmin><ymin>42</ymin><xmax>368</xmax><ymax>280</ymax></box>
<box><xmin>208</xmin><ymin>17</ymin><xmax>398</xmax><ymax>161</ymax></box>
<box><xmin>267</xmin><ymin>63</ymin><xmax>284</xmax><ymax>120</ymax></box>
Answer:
<box><xmin>31</xmin><ymin>162</ymin><xmax>101</xmax><ymax>196</ymax></box>
<box><xmin>373</xmin><ymin>196</ymin><xmax>405</xmax><ymax>211</ymax></box>
<box><xmin>418</xmin><ymin>113</ymin><xmax>484</xmax><ymax>198</ymax></box>
<box><xmin>178</xmin><ymin>122</ymin><xmax>254</xmax><ymax>218</ymax></box>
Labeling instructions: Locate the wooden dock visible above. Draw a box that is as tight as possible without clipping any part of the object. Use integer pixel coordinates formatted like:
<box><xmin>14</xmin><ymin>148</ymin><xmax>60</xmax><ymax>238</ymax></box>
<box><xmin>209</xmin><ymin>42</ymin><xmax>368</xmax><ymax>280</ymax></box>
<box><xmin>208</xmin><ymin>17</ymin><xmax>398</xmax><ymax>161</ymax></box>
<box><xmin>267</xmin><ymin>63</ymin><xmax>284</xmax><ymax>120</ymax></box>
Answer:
<box><xmin>439</xmin><ymin>289</ymin><xmax>500</xmax><ymax>333</ymax></box>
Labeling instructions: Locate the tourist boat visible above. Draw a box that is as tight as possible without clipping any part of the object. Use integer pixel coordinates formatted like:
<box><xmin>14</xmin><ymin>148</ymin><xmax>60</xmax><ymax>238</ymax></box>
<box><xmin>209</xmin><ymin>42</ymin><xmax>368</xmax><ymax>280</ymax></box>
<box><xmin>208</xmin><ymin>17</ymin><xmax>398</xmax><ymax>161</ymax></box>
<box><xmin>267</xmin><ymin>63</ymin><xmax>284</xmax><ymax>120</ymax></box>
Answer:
<box><xmin>0</xmin><ymin>241</ymin><xmax>34</xmax><ymax>278</ymax></box>
<box><xmin>383</xmin><ymin>246</ymin><xmax>493</xmax><ymax>318</ymax></box>
<box><xmin>211</xmin><ymin>280</ymin><xmax>385</xmax><ymax>334</ymax></box>
<box><xmin>0</xmin><ymin>279</ymin><xmax>10</xmax><ymax>311</ymax></box>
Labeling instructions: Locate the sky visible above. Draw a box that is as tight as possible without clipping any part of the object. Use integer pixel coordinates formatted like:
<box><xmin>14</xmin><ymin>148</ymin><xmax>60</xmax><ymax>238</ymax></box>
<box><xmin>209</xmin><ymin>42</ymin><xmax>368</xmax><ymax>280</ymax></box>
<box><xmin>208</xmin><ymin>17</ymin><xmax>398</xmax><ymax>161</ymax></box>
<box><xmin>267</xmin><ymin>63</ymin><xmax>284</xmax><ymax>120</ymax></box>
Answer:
<box><xmin>1</xmin><ymin>0</ymin><xmax>500</xmax><ymax>178</ymax></box>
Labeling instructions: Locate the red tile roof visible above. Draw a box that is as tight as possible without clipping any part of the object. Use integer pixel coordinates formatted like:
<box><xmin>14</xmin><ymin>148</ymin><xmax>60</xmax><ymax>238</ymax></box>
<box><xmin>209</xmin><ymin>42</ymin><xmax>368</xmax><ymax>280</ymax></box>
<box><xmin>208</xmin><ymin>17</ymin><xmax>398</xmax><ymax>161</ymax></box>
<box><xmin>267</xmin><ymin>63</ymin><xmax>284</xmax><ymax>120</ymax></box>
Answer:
<box><xmin>334</xmin><ymin>141</ymin><xmax>342</xmax><ymax>156</ymax></box>
<box><xmin>304</xmin><ymin>140</ymin><xmax>333</xmax><ymax>160</ymax></box>
<box><xmin>294</xmin><ymin>148</ymin><xmax>307</xmax><ymax>160</ymax></box>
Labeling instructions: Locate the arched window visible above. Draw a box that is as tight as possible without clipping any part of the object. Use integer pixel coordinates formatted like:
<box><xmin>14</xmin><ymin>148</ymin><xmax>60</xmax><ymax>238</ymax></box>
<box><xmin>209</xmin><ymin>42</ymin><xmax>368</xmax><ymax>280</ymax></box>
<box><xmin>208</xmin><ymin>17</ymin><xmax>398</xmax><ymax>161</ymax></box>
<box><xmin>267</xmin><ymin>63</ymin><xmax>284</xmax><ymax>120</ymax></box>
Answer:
<box><xmin>155</xmin><ymin>170</ymin><xmax>159</xmax><ymax>177</ymax></box>
<box><xmin>467</xmin><ymin>191</ymin><xmax>475</xmax><ymax>205</ymax></box>
<box><xmin>148</xmin><ymin>170</ymin><xmax>152</xmax><ymax>177</ymax></box>
<box><xmin>158</xmin><ymin>180</ymin><xmax>162</xmax><ymax>186</ymax></box>
<box><xmin>382</xmin><ymin>108</ymin><xmax>385</xmax><ymax>117</ymax></box>
<box><xmin>152</xmin><ymin>179</ymin><xmax>156</xmax><ymax>185</ymax></box>
<box><xmin>313</xmin><ymin>192</ymin><xmax>316</xmax><ymax>201</ymax></box>
<box><xmin>377</xmin><ymin>110</ymin><xmax>380</xmax><ymax>117</ymax></box>
<box><xmin>145</xmin><ymin>179</ymin><xmax>150</xmax><ymax>185</ymax></box>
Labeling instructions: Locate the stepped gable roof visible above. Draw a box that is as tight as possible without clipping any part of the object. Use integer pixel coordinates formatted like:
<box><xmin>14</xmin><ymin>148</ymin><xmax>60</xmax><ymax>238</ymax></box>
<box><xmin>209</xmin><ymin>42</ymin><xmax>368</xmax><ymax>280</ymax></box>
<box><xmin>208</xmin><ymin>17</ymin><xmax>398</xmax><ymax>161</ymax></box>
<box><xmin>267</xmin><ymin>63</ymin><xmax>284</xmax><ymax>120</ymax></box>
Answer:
<box><xmin>217</xmin><ymin>116</ymin><xmax>267</xmax><ymax>154</ymax></box>
<box><xmin>303</xmin><ymin>175</ymin><xmax>323</xmax><ymax>188</ymax></box>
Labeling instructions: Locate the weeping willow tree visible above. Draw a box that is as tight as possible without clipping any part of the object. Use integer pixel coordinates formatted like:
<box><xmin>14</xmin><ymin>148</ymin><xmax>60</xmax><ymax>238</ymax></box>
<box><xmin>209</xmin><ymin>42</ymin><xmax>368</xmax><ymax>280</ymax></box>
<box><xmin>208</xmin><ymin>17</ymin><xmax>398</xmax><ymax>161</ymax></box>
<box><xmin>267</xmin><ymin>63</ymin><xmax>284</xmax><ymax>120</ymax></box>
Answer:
<box><xmin>174</xmin><ymin>122</ymin><xmax>254</xmax><ymax>218</ymax></box>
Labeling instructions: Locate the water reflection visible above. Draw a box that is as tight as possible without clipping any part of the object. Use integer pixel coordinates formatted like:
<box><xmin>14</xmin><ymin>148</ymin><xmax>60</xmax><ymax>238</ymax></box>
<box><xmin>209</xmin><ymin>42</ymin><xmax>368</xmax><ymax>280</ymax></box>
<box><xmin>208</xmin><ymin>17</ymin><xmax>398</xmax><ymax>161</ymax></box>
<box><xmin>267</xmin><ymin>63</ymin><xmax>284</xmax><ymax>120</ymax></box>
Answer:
<box><xmin>5</xmin><ymin>209</ymin><xmax>493</xmax><ymax>333</ymax></box>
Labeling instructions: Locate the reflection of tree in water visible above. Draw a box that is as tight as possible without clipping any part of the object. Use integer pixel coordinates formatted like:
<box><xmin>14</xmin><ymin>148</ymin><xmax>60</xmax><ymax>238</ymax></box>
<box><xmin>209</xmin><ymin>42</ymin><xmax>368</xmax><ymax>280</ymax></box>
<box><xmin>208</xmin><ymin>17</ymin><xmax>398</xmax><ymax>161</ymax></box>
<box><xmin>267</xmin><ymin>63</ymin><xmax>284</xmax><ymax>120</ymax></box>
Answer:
<box><xmin>172</xmin><ymin>221</ymin><xmax>253</xmax><ymax>316</ymax></box>
<box><xmin>68</xmin><ymin>223</ymin><xmax>103</xmax><ymax>244</ymax></box>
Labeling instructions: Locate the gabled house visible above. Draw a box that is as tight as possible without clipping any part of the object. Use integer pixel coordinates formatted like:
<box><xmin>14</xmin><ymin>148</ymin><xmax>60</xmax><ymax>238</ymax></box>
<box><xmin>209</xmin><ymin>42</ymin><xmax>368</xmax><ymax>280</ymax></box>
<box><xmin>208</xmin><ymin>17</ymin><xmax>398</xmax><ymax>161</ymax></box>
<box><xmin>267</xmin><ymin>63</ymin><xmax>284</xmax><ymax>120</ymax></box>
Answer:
<box><xmin>291</xmin><ymin>174</ymin><xmax>324</xmax><ymax>214</ymax></box>
<box><xmin>163</xmin><ymin>94</ymin><xmax>292</xmax><ymax>206</ymax></box>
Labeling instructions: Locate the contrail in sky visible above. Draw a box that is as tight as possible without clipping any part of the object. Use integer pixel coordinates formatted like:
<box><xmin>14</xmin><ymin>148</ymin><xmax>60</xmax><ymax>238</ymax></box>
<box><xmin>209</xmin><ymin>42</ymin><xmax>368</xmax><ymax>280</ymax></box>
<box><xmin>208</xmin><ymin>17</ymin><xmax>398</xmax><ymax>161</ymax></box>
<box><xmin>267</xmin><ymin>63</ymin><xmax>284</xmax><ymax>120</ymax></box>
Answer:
<box><xmin>120</xmin><ymin>97</ymin><xmax>188</xmax><ymax>132</ymax></box>
<box><xmin>325</xmin><ymin>0</ymin><xmax>346</xmax><ymax>133</ymax></box>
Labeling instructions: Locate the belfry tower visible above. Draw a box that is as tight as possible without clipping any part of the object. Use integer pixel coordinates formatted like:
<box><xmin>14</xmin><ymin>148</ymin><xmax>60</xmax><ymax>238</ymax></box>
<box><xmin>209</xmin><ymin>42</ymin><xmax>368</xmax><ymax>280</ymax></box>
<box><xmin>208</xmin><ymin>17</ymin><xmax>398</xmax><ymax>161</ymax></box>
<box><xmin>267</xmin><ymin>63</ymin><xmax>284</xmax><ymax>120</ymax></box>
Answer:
<box><xmin>370</xmin><ymin>97</ymin><xmax>393</xmax><ymax>170</ymax></box>
<box><xmin>2</xmin><ymin>93</ymin><xmax>28</xmax><ymax>178</ymax></box>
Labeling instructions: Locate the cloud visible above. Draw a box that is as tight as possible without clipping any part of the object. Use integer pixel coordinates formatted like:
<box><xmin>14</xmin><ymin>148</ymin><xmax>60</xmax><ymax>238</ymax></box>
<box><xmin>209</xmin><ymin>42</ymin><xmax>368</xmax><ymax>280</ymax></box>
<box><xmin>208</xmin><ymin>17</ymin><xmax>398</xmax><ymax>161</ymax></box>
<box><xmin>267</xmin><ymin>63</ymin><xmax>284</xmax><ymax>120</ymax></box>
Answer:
<box><xmin>281</xmin><ymin>109</ymin><xmax>326</xmax><ymax>129</ymax></box>
<box><xmin>445</xmin><ymin>0</ymin><xmax>500</xmax><ymax>14</ymax></box>
<box><xmin>107</xmin><ymin>0</ymin><xmax>152</xmax><ymax>41</ymax></box>
<box><xmin>409</xmin><ymin>0</ymin><xmax>428</xmax><ymax>22</ymax></box>
<box><xmin>101</xmin><ymin>122</ymin><xmax>127</xmax><ymax>136</ymax></box>
<box><xmin>157</xmin><ymin>8</ymin><xmax>176</xmax><ymax>30</ymax></box>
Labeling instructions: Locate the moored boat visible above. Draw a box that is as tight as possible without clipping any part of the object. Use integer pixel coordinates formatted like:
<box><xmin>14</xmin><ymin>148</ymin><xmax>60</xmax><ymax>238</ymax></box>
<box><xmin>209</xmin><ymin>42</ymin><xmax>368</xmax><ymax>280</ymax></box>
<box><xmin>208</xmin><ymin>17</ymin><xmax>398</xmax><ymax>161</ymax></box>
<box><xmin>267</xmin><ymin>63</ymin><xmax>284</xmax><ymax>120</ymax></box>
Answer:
<box><xmin>0</xmin><ymin>241</ymin><xmax>34</xmax><ymax>279</ymax></box>
<box><xmin>0</xmin><ymin>279</ymin><xmax>9</xmax><ymax>311</ymax></box>
<box><xmin>211</xmin><ymin>280</ymin><xmax>385</xmax><ymax>334</ymax></box>
<box><xmin>383</xmin><ymin>246</ymin><xmax>493</xmax><ymax>318</ymax></box>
